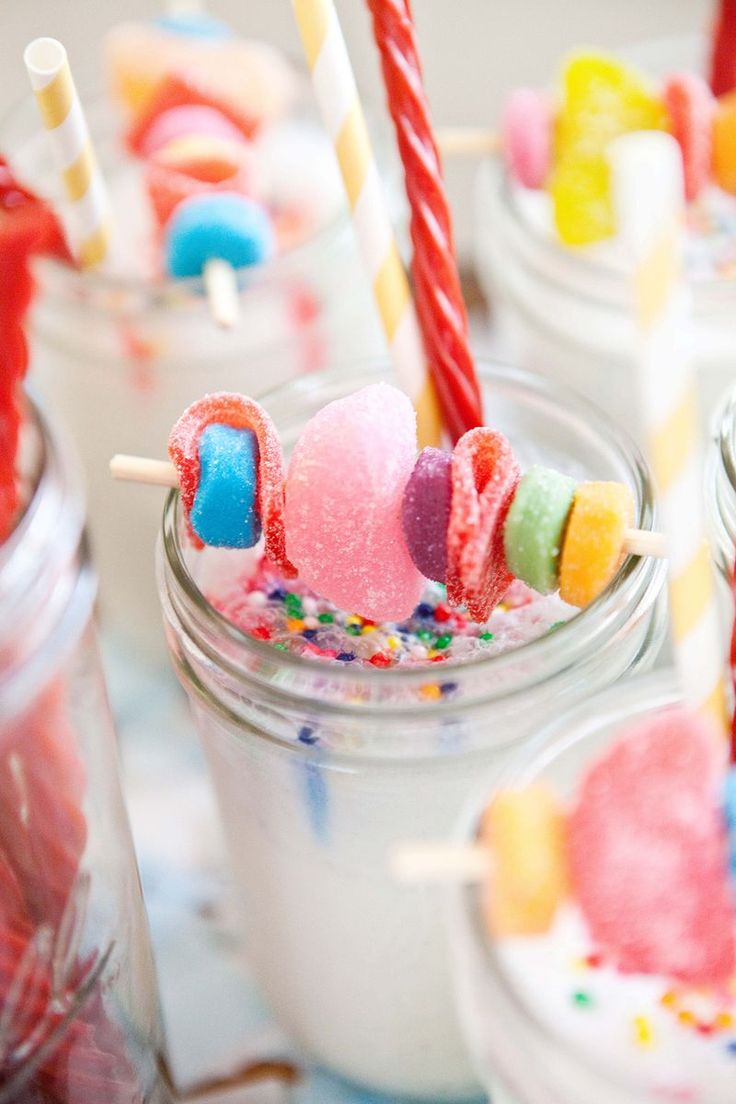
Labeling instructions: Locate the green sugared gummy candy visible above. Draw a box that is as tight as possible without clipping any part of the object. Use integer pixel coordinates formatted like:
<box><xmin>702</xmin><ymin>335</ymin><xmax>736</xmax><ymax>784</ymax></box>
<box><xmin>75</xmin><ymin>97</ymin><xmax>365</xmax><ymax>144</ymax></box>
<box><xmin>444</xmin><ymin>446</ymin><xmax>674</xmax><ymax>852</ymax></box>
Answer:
<box><xmin>504</xmin><ymin>466</ymin><xmax>577</xmax><ymax>595</ymax></box>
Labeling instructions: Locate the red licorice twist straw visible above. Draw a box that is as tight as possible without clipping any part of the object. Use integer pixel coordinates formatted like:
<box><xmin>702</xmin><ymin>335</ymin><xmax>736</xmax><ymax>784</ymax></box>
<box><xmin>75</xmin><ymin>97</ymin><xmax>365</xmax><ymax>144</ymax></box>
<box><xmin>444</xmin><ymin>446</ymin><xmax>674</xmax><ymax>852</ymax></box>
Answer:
<box><xmin>730</xmin><ymin>557</ymin><xmax>736</xmax><ymax>762</ymax></box>
<box><xmin>365</xmin><ymin>0</ymin><xmax>484</xmax><ymax>443</ymax></box>
<box><xmin>710</xmin><ymin>0</ymin><xmax>736</xmax><ymax>96</ymax></box>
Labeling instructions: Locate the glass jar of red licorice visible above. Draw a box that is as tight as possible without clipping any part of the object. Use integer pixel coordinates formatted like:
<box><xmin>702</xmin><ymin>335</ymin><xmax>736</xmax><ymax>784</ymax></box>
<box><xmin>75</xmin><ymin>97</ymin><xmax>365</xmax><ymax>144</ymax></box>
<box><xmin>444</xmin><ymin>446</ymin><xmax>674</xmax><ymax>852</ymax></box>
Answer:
<box><xmin>0</xmin><ymin>393</ymin><xmax>169</xmax><ymax>1102</ymax></box>
<box><xmin>157</xmin><ymin>359</ymin><xmax>667</xmax><ymax>1102</ymax></box>
<box><xmin>449</xmin><ymin>669</ymin><xmax>732</xmax><ymax>1104</ymax></box>
<box><xmin>0</xmin><ymin>85</ymin><xmax>384</xmax><ymax>661</ymax></box>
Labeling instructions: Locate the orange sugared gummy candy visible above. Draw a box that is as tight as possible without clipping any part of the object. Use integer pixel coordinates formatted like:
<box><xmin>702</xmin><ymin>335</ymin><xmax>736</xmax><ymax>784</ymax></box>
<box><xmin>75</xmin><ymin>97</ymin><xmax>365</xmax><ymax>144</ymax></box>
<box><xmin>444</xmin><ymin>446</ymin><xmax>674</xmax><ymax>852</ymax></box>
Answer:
<box><xmin>713</xmin><ymin>91</ymin><xmax>736</xmax><ymax>194</ymax></box>
<box><xmin>480</xmin><ymin>784</ymin><xmax>568</xmax><ymax>937</ymax></box>
<box><xmin>559</xmin><ymin>481</ymin><xmax>634</xmax><ymax>608</ymax></box>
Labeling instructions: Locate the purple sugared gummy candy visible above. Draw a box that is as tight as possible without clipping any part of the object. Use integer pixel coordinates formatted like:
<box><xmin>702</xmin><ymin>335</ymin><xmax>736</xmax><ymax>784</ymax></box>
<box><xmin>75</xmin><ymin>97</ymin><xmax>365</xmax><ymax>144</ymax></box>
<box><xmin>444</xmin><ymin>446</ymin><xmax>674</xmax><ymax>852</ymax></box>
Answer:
<box><xmin>401</xmin><ymin>448</ymin><xmax>452</xmax><ymax>582</ymax></box>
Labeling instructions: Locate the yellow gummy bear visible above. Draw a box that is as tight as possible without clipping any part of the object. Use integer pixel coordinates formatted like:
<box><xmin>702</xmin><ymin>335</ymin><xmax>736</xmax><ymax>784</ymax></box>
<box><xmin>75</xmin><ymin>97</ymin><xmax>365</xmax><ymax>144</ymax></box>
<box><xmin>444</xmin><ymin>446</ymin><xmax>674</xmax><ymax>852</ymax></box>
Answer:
<box><xmin>551</xmin><ymin>52</ymin><xmax>669</xmax><ymax>246</ymax></box>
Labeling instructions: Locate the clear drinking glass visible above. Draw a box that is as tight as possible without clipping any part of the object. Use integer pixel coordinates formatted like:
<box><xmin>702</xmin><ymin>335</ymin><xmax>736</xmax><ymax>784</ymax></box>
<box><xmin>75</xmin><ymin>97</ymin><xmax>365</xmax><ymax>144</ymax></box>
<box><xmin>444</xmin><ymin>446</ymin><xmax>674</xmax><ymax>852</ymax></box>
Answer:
<box><xmin>156</xmin><ymin>359</ymin><xmax>666</xmax><ymax>1101</ymax></box>
<box><xmin>449</xmin><ymin>670</ymin><xmax>729</xmax><ymax>1104</ymax></box>
<box><xmin>0</xmin><ymin>394</ymin><xmax>169</xmax><ymax>1102</ymax></box>
<box><xmin>0</xmin><ymin>91</ymin><xmax>384</xmax><ymax>657</ymax></box>
<box><xmin>707</xmin><ymin>383</ymin><xmax>736</xmax><ymax>592</ymax></box>
<box><xmin>473</xmin><ymin>34</ymin><xmax>734</xmax><ymax>438</ymax></box>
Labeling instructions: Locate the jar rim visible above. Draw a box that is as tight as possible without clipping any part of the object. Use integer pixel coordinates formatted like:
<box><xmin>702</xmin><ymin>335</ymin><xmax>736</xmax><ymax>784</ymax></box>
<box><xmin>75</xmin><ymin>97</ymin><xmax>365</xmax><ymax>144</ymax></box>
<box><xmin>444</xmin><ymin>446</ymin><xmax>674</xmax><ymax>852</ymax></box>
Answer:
<box><xmin>2</xmin><ymin>89</ymin><xmax>351</xmax><ymax>307</ymax></box>
<box><xmin>159</xmin><ymin>358</ymin><xmax>666</xmax><ymax>726</ymax></box>
<box><xmin>0</xmin><ymin>392</ymin><xmax>92</xmax><ymax>720</ymax></box>
<box><xmin>452</xmin><ymin>668</ymin><xmax>683</xmax><ymax>1101</ymax></box>
<box><xmin>481</xmin><ymin>155</ymin><xmax>734</xmax><ymax>310</ymax></box>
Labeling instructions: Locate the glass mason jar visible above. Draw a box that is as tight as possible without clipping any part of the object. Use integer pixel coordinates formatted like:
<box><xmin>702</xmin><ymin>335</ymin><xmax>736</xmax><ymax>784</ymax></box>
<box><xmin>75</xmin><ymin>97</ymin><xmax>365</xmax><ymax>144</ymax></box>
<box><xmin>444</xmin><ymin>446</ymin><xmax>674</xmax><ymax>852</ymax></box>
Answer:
<box><xmin>0</xmin><ymin>393</ymin><xmax>169</xmax><ymax>1102</ymax></box>
<box><xmin>157</xmin><ymin>359</ymin><xmax>666</xmax><ymax>1102</ymax></box>
<box><xmin>1</xmin><ymin>91</ymin><xmax>384</xmax><ymax>658</ymax></box>
<box><xmin>473</xmin><ymin>35</ymin><xmax>734</xmax><ymax>441</ymax></box>
<box><xmin>449</xmin><ymin>669</ymin><xmax>726</xmax><ymax>1104</ymax></box>
<box><xmin>707</xmin><ymin>383</ymin><xmax>736</xmax><ymax>594</ymax></box>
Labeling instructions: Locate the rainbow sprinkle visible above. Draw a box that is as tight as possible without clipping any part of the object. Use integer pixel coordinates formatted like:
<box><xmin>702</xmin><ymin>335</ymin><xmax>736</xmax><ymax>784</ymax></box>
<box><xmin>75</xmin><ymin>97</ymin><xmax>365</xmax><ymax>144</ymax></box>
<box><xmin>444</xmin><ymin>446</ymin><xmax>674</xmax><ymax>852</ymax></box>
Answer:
<box><xmin>211</xmin><ymin>553</ymin><xmax>574</xmax><ymax>671</ymax></box>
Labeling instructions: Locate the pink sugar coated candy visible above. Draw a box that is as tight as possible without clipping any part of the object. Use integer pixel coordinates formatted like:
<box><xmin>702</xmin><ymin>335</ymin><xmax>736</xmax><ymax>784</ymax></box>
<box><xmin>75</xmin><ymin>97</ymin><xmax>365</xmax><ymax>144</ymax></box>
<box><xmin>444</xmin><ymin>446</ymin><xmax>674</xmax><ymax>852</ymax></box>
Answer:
<box><xmin>168</xmin><ymin>392</ymin><xmax>295</xmax><ymax>575</ymax></box>
<box><xmin>501</xmin><ymin>88</ymin><xmax>552</xmax><ymax>190</ymax></box>
<box><xmin>284</xmin><ymin>383</ymin><xmax>424</xmax><ymax>621</ymax></box>
<box><xmin>569</xmin><ymin>708</ymin><xmax>735</xmax><ymax>987</ymax></box>
<box><xmin>663</xmin><ymin>72</ymin><xmax>715</xmax><ymax>202</ymax></box>
<box><xmin>446</xmin><ymin>427</ymin><xmax>520</xmax><ymax>622</ymax></box>
<box><xmin>139</xmin><ymin>104</ymin><xmax>247</xmax><ymax>158</ymax></box>
<box><xmin>401</xmin><ymin>447</ymin><xmax>452</xmax><ymax>582</ymax></box>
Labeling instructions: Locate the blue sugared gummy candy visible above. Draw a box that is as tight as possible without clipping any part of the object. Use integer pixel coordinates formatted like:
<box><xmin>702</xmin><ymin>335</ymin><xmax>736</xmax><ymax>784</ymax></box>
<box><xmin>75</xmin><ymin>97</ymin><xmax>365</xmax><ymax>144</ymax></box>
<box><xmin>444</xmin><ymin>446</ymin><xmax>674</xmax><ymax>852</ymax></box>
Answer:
<box><xmin>191</xmin><ymin>423</ymin><xmax>261</xmax><ymax>548</ymax></box>
<box><xmin>726</xmin><ymin>767</ymin><xmax>736</xmax><ymax>881</ymax></box>
<box><xmin>154</xmin><ymin>13</ymin><xmax>232</xmax><ymax>39</ymax></box>
<box><xmin>165</xmin><ymin>193</ymin><xmax>275</xmax><ymax>279</ymax></box>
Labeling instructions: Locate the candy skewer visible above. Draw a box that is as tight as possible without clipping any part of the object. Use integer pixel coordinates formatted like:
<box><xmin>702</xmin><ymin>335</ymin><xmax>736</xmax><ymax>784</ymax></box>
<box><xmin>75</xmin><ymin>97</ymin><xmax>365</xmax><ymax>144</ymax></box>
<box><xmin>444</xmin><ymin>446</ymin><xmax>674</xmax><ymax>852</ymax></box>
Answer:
<box><xmin>436</xmin><ymin>127</ymin><xmax>501</xmax><ymax>157</ymax></box>
<box><xmin>109</xmin><ymin>451</ymin><xmax>668</xmax><ymax>561</ymax></box>
<box><xmin>24</xmin><ymin>38</ymin><xmax>111</xmax><ymax>270</ymax></box>
<box><xmin>391</xmin><ymin>842</ymin><xmax>490</xmax><ymax>884</ymax></box>
<box><xmin>610</xmin><ymin>132</ymin><xmax>728</xmax><ymax>734</ymax></box>
<box><xmin>203</xmin><ymin>257</ymin><xmax>239</xmax><ymax>329</ymax></box>
<box><xmin>366</xmin><ymin>0</ymin><xmax>484</xmax><ymax>443</ymax></box>
<box><xmin>291</xmin><ymin>0</ymin><xmax>441</xmax><ymax>448</ymax></box>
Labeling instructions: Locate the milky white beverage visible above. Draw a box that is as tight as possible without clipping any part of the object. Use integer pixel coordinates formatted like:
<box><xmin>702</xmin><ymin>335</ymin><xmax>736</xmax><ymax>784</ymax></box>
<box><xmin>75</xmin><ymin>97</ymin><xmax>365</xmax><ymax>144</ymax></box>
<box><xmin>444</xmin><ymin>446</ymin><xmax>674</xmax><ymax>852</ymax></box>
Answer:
<box><xmin>157</xmin><ymin>361</ymin><xmax>666</xmax><ymax>1100</ymax></box>
<box><xmin>451</xmin><ymin>672</ymin><xmax>735</xmax><ymax>1104</ymax></box>
<box><xmin>474</xmin><ymin>35</ymin><xmax>736</xmax><ymax>439</ymax></box>
<box><xmin>2</xmin><ymin>87</ymin><xmax>382</xmax><ymax>658</ymax></box>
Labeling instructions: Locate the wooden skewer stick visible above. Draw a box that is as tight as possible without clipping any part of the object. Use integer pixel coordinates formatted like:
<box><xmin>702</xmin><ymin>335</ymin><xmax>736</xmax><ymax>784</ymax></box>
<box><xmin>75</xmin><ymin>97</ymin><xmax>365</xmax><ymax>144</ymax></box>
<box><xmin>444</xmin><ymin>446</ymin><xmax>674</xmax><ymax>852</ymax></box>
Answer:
<box><xmin>109</xmin><ymin>454</ymin><xmax>668</xmax><ymax>560</ymax></box>
<box><xmin>391</xmin><ymin>842</ymin><xmax>490</xmax><ymax>884</ymax></box>
<box><xmin>204</xmin><ymin>258</ymin><xmax>240</xmax><ymax>329</ymax></box>
<box><xmin>436</xmin><ymin>126</ymin><xmax>501</xmax><ymax>158</ymax></box>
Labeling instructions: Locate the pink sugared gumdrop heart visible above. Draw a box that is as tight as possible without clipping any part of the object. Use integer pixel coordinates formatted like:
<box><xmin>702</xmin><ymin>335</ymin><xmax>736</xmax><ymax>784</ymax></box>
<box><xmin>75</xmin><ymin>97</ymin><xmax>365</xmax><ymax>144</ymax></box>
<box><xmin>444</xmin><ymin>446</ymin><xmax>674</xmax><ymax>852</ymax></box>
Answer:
<box><xmin>569</xmin><ymin>708</ymin><xmax>735</xmax><ymax>987</ymax></box>
<box><xmin>284</xmin><ymin>383</ymin><xmax>424</xmax><ymax>621</ymax></box>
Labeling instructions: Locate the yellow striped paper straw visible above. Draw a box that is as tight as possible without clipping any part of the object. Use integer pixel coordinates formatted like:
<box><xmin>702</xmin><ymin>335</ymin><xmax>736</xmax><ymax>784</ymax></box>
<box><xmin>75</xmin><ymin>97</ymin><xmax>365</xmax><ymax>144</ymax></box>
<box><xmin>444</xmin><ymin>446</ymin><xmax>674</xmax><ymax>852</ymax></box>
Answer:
<box><xmin>610</xmin><ymin>131</ymin><xmax>728</xmax><ymax>734</ymax></box>
<box><xmin>24</xmin><ymin>37</ymin><xmax>110</xmax><ymax>269</ymax></box>
<box><xmin>291</xmin><ymin>0</ymin><xmax>441</xmax><ymax>448</ymax></box>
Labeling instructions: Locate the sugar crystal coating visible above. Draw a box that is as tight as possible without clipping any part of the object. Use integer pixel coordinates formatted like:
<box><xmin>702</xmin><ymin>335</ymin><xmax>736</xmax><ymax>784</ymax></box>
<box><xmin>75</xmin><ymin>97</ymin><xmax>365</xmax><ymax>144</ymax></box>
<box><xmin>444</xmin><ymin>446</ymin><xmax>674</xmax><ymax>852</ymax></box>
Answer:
<box><xmin>168</xmin><ymin>391</ymin><xmax>294</xmax><ymax>574</ymax></box>
<box><xmin>663</xmin><ymin>72</ymin><xmax>715</xmax><ymax>203</ymax></box>
<box><xmin>401</xmin><ymin>447</ymin><xmax>452</xmax><ymax>582</ymax></box>
<box><xmin>284</xmin><ymin>383</ymin><xmax>424</xmax><ymax>621</ymax></box>
<box><xmin>558</xmin><ymin>481</ymin><xmax>634</xmax><ymax>608</ymax></box>
<box><xmin>504</xmin><ymin>465</ymin><xmax>576</xmax><ymax>596</ymax></box>
<box><xmin>164</xmin><ymin>192</ymin><xmax>274</xmax><ymax>278</ymax></box>
<box><xmin>501</xmin><ymin>88</ymin><xmax>552</xmax><ymax>190</ymax></box>
<box><xmin>569</xmin><ymin>709</ymin><xmax>735</xmax><ymax>986</ymax></box>
<box><xmin>191</xmin><ymin>423</ymin><xmax>260</xmax><ymax>548</ymax></box>
<box><xmin>447</xmin><ymin>427</ymin><xmax>520</xmax><ymax>621</ymax></box>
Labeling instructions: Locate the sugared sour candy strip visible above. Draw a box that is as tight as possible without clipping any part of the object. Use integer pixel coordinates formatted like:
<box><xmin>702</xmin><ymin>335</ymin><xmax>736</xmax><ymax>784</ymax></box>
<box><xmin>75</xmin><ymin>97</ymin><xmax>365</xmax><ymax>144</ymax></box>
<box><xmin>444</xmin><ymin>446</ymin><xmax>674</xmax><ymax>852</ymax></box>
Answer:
<box><xmin>164</xmin><ymin>192</ymin><xmax>274</xmax><ymax>279</ymax></box>
<box><xmin>480</xmin><ymin>784</ymin><xmax>569</xmax><ymax>936</ymax></box>
<box><xmin>106</xmin><ymin>22</ymin><xmax>296</xmax><ymax>127</ymax></box>
<box><xmin>662</xmin><ymin>72</ymin><xmax>715</xmax><ymax>203</ymax></box>
<box><xmin>726</xmin><ymin>768</ymin><xmax>736</xmax><ymax>880</ymax></box>
<box><xmin>168</xmin><ymin>385</ymin><xmax>640</xmax><ymax>623</ymax></box>
<box><xmin>446</xmin><ymin>427</ymin><xmax>520</xmax><ymax>621</ymax></box>
<box><xmin>168</xmin><ymin>392</ymin><xmax>294</xmax><ymax>575</ymax></box>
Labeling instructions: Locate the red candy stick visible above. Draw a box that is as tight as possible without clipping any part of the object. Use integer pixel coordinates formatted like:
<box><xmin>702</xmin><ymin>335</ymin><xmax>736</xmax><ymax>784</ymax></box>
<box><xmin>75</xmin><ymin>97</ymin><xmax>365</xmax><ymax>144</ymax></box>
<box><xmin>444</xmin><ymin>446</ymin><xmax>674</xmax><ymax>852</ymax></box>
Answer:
<box><xmin>0</xmin><ymin>159</ymin><xmax>68</xmax><ymax>541</ymax></box>
<box><xmin>730</xmin><ymin>557</ymin><xmax>736</xmax><ymax>762</ymax></box>
<box><xmin>365</xmin><ymin>0</ymin><xmax>483</xmax><ymax>443</ymax></box>
<box><xmin>710</xmin><ymin>0</ymin><xmax>736</xmax><ymax>95</ymax></box>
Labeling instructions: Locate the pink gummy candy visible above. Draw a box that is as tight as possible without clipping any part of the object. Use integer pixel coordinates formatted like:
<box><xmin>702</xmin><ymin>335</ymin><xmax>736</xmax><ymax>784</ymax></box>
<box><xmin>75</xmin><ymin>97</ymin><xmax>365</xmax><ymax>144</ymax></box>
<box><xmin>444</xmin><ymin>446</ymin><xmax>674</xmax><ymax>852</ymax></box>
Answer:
<box><xmin>663</xmin><ymin>72</ymin><xmax>715</xmax><ymax>203</ymax></box>
<box><xmin>139</xmin><ymin>104</ymin><xmax>247</xmax><ymax>159</ymax></box>
<box><xmin>446</xmin><ymin>427</ymin><xmax>520</xmax><ymax>622</ymax></box>
<box><xmin>501</xmin><ymin>88</ymin><xmax>552</xmax><ymax>190</ymax></box>
<box><xmin>284</xmin><ymin>383</ymin><xmax>424</xmax><ymax>621</ymax></box>
<box><xmin>569</xmin><ymin>708</ymin><xmax>735</xmax><ymax>987</ymax></box>
<box><xmin>168</xmin><ymin>392</ymin><xmax>295</xmax><ymax>575</ymax></box>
